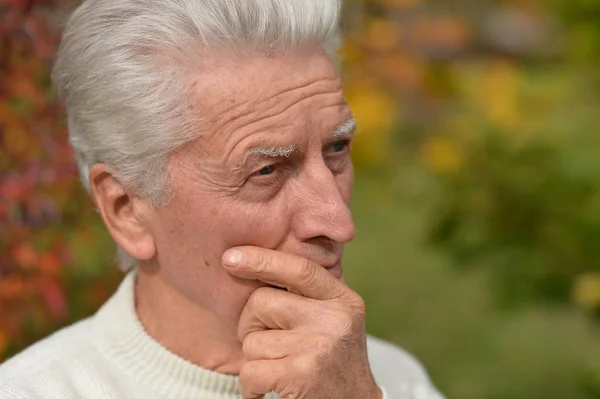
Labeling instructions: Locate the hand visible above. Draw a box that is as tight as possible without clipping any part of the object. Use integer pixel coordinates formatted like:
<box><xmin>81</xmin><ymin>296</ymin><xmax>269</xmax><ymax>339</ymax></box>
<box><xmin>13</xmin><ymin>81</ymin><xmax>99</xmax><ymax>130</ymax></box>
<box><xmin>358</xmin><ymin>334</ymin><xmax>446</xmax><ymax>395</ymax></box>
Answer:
<box><xmin>222</xmin><ymin>247</ymin><xmax>382</xmax><ymax>399</ymax></box>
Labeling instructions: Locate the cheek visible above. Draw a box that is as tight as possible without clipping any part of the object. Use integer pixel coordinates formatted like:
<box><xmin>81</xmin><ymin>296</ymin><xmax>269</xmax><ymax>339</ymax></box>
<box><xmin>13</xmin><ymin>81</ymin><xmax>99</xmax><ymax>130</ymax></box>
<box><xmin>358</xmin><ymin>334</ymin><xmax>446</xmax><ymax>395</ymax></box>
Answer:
<box><xmin>157</xmin><ymin>192</ymin><xmax>293</xmax><ymax>265</ymax></box>
<box><xmin>150</xmin><ymin>192</ymin><xmax>294</xmax><ymax>323</ymax></box>
<box><xmin>214</xmin><ymin>200</ymin><xmax>291</xmax><ymax>250</ymax></box>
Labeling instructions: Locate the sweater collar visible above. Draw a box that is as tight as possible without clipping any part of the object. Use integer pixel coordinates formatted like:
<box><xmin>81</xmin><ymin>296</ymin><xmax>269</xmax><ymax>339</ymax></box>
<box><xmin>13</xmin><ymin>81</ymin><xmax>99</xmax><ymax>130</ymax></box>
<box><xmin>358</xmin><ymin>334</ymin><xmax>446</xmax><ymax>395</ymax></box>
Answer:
<box><xmin>91</xmin><ymin>271</ymin><xmax>277</xmax><ymax>398</ymax></box>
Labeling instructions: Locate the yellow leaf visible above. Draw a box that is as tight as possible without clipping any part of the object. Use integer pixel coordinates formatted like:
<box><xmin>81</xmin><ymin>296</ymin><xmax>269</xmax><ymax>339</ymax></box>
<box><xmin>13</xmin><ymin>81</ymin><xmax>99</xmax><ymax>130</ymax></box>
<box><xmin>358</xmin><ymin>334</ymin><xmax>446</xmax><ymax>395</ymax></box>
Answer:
<box><xmin>363</xmin><ymin>18</ymin><xmax>400</xmax><ymax>53</ymax></box>
<box><xmin>572</xmin><ymin>273</ymin><xmax>600</xmax><ymax>310</ymax></box>
<box><xmin>339</xmin><ymin>36</ymin><xmax>364</xmax><ymax>65</ymax></box>
<box><xmin>477</xmin><ymin>60</ymin><xmax>522</xmax><ymax>128</ymax></box>
<box><xmin>345</xmin><ymin>82</ymin><xmax>397</xmax><ymax>166</ymax></box>
<box><xmin>375</xmin><ymin>0</ymin><xmax>422</xmax><ymax>9</ymax></box>
<box><xmin>420</xmin><ymin>136</ymin><xmax>464</xmax><ymax>174</ymax></box>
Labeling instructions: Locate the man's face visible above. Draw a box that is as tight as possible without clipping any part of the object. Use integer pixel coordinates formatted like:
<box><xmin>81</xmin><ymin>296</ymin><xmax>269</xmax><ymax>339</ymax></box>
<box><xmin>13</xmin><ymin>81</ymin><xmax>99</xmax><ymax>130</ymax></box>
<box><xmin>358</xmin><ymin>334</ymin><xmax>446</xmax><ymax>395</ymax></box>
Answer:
<box><xmin>145</xmin><ymin>49</ymin><xmax>355</xmax><ymax>336</ymax></box>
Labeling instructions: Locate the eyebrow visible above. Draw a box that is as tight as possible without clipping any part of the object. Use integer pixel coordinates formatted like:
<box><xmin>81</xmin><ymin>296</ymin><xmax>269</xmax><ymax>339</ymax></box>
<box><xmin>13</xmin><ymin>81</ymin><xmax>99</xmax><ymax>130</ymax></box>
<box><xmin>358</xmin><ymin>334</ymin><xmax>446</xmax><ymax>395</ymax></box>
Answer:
<box><xmin>330</xmin><ymin>117</ymin><xmax>357</xmax><ymax>140</ymax></box>
<box><xmin>236</xmin><ymin>116</ymin><xmax>357</xmax><ymax>171</ymax></box>
<box><xmin>233</xmin><ymin>144</ymin><xmax>298</xmax><ymax>174</ymax></box>
<box><xmin>245</xmin><ymin>144</ymin><xmax>297</xmax><ymax>160</ymax></box>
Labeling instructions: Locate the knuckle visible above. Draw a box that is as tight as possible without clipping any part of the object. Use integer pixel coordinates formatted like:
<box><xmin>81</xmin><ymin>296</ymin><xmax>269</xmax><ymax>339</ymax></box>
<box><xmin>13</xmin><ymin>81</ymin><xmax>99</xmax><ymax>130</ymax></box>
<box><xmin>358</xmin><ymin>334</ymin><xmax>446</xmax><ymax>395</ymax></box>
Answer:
<box><xmin>312</xmin><ymin>335</ymin><xmax>334</xmax><ymax>357</ymax></box>
<box><xmin>294</xmin><ymin>354</ymin><xmax>321</xmax><ymax>377</ymax></box>
<box><xmin>242</xmin><ymin>333</ymin><xmax>258</xmax><ymax>357</ymax></box>
<box><xmin>349</xmin><ymin>294</ymin><xmax>366</xmax><ymax>315</ymax></box>
<box><xmin>286</xmin><ymin>357</ymin><xmax>319</xmax><ymax>397</ymax></box>
<box><xmin>246</xmin><ymin>292</ymin><xmax>261</xmax><ymax>312</ymax></box>
<box><xmin>298</xmin><ymin>258</ymin><xmax>318</xmax><ymax>286</ymax></box>
<box><xmin>238</xmin><ymin>363</ymin><xmax>255</xmax><ymax>387</ymax></box>
<box><xmin>341</xmin><ymin>290</ymin><xmax>366</xmax><ymax>316</ymax></box>
<box><xmin>248</xmin><ymin>287</ymin><xmax>269</xmax><ymax>309</ymax></box>
<box><xmin>333</xmin><ymin>310</ymin><xmax>356</xmax><ymax>337</ymax></box>
<box><xmin>252</xmin><ymin>251</ymin><xmax>268</xmax><ymax>273</ymax></box>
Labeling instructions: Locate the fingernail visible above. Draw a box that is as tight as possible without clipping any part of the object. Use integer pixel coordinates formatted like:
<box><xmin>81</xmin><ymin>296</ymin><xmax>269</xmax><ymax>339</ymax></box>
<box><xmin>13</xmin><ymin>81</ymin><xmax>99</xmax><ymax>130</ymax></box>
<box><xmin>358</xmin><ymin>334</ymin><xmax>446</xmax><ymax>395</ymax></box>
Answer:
<box><xmin>224</xmin><ymin>249</ymin><xmax>243</xmax><ymax>267</ymax></box>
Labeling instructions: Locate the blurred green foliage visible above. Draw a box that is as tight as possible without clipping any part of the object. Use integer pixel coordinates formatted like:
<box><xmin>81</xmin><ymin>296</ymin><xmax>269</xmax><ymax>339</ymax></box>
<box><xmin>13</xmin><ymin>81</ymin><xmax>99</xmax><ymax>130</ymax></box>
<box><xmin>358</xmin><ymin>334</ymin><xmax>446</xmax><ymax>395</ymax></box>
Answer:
<box><xmin>426</xmin><ymin>66</ymin><xmax>600</xmax><ymax>311</ymax></box>
<box><xmin>347</xmin><ymin>178</ymin><xmax>600</xmax><ymax>399</ymax></box>
<box><xmin>343</xmin><ymin>1</ymin><xmax>600</xmax><ymax>396</ymax></box>
<box><xmin>2</xmin><ymin>0</ymin><xmax>600</xmax><ymax>398</ymax></box>
<box><xmin>343</xmin><ymin>0</ymin><xmax>600</xmax><ymax>314</ymax></box>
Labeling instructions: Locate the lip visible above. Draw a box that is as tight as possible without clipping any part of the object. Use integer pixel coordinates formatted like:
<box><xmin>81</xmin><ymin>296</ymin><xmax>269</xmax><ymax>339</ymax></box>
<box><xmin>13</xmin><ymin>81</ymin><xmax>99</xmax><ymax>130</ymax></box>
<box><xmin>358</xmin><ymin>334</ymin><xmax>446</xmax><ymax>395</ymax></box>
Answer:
<box><xmin>323</xmin><ymin>260</ymin><xmax>342</xmax><ymax>279</ymax></box>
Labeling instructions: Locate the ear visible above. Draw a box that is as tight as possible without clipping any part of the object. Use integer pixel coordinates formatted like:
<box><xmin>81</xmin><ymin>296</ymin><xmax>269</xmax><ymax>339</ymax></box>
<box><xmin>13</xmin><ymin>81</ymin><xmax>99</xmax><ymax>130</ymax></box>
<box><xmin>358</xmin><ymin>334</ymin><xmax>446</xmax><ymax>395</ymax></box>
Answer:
<box><xmin>89</xmin><ymin>164</ymin><xmax>156</xmax><ymax>262</ymax></box>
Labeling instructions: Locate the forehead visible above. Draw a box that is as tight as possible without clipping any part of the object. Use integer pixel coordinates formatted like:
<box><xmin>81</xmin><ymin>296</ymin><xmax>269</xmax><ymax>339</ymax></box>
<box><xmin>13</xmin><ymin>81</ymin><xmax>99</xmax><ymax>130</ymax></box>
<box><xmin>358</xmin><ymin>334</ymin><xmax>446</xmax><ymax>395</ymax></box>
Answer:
<box><xmin>191</xmin><ymin>50</ymin><xmax>346</xmax><ymax>133</ymax></box>
<box><xmin>178</xmin><ymin>50</ymin><xmax>352</xmax><ymax>176</ymax></box>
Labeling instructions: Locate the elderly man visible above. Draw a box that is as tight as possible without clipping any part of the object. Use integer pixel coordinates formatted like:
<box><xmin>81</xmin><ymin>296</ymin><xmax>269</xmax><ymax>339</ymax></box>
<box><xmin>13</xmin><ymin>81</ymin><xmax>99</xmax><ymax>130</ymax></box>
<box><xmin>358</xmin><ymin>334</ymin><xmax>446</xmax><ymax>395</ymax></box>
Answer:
<box><xmin>0</xmin><ymin>1</ymin><xmax>444</xmax><ymax>398</ymax></box>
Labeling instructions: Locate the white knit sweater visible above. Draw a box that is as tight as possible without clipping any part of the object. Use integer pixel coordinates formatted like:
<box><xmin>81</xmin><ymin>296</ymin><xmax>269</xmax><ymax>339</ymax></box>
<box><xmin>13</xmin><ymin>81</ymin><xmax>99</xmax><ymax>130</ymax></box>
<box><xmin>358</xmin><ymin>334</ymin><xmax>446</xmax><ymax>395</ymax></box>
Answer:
<box><xmin>0</xmin><ymin>272</ymin><xmax>444</xmax><ymax>399</ymax></box>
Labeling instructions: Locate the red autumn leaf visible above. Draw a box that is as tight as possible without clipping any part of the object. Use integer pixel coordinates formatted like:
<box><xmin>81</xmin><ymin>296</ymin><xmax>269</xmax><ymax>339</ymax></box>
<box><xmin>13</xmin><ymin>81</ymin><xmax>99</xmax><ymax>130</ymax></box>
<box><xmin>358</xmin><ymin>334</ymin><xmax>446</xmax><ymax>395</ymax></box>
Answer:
<box><xmin>38</xmin><ymin>277</ymin><xmax>68</xmax><ymax>321</ymax></box>
<box><xmin>0</xmin><ymin>274</ymin><xmax>25</xmax><ymax>300</ymax></box>
<box><xmin>0</xmin><ymin>175</ymin><xmax>31</xmax><ymax>201</ymax></box>
<box><xmin>39</xmin><ymin>251</ymin><xmax>60</xmax><ymax>276</ymax></box>
<box><xmin>11</xmin><ymin>243</ymin><xmax>38</xmax><ymax>269</ymax></box>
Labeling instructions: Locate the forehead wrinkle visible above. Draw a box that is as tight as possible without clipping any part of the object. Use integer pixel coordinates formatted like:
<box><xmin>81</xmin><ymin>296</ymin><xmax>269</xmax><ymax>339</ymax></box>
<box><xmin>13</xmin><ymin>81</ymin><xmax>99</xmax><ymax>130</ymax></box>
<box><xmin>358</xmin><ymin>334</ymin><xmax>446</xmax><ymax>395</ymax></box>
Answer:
<box><xmin>212</xmin><ymin>78</ymin><xmax>343</xmax><ymax>138</ymax></box>
<box><xmin>232</xmin><ymin>78</ymin><xmax>340</xmax><ymax>123</ymax></box>
<box><xmin>218</xmin><ymin>91</ymin><xmax>344</xmax><ymax>168</ymax></box>
<box><xmin>195</xmin><ymin>81</ymin><xmax>344</xmax><ymax>165</ymax></box>
<box><xmin>222</xmin><ymin>89</ymin><xmax>344</xmax><ymax>159</ymax></box>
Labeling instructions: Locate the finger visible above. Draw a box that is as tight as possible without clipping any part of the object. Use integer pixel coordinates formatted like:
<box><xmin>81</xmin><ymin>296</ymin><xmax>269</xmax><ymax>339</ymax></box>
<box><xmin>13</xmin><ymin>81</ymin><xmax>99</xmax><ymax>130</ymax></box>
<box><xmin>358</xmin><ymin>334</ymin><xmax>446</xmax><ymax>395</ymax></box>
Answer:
<box><xmin>243</xmin><ymin>330</ymin><xmax>321</xmax><ymax>361</ymax></box>
<box><xmin>237</xmin><ymin>287</ymin><xmax>317</xmax><ymax>341</ymax></box>
<box><xmin>239</xmin><ymin>359</ymin><xmax>291</xmax><ymax>399</ymax></box>
<box><xmin>222</xmin><ymin>247</ymin><xmax>349</xmax><ymax>300</ymax></box>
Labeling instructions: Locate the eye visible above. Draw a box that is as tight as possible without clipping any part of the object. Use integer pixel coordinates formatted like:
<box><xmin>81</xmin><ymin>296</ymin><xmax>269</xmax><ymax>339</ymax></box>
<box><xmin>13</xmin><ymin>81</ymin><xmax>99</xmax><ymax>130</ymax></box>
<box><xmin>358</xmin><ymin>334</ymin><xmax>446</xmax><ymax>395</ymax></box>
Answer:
<box><xmin>247</xmin><ymin>163</ymin><xmax>286</xmax><ymax>190</ymax></box>
<box><xmin>255</xmin><ymin>164</ymin><xmax>276</xmax><ymax>176</ymax></box>
<box><xmin>327</xmin><ymin>140</ymin><xmax>350</xmax><ymax>154</ymax></box>
<box><xmin>332</xmin><ymin>141</ymin><xmax>347</xmax><ymax>152</ymax></box>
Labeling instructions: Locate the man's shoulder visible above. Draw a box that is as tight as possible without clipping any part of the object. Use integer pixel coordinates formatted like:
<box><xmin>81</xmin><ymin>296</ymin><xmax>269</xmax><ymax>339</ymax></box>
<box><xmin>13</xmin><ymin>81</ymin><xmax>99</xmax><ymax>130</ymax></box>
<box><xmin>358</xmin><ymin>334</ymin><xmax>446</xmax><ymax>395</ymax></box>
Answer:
<box><xmin>0</xmin><ymin>318</ymin><xmax>95</xmax><ymax>397</ymax></box>
<box><xmin>366</xmin><ymin>335</ymin><xmax>431</xmax><ymax>383</ymax></box>
<box><xmin>366</xmin><ymin>335</ymin><xmax>445</xmax><ymax>399</ymax></box>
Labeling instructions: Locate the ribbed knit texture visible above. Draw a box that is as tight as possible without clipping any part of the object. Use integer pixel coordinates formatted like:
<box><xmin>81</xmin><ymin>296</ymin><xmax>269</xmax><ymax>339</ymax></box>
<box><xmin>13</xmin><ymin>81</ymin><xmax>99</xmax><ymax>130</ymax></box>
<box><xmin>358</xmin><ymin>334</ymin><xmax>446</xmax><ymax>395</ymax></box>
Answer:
<box><xmin>90</xmin><ymin>272</ymin><xmax>251</xmax><ymax>399</ymax></box>
<box><xmin>0</xmin><ymin>272</ymin><xmax>445</xmax><ymax>398</ymax></box>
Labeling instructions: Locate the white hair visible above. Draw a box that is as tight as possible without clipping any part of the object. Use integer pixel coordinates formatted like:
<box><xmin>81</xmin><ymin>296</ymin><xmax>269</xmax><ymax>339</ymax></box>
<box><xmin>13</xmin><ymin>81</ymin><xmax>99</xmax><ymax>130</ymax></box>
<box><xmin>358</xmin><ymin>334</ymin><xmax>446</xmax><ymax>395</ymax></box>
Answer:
<box><xmin>52</xmin><ymin>0</ymin><xmax>342</xmax><ymax>271</ymax></box>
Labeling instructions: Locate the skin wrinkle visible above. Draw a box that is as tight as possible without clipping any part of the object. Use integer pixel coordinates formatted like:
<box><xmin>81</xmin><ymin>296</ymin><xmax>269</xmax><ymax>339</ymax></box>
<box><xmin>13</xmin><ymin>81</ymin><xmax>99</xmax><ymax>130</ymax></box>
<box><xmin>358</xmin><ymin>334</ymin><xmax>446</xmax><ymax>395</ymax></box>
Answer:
<box><xmin>191</xmin><ymin>69</ymin><xmax>348</xmax><ymax>184</ymax></box>
<box><xmin>194</xmin><ymin>54</ymin><xmax>342</xmax><ymax>147</ymax></box>
<box><xmin>174</xmin><ymin>58</ymin><xmax>352</xmax><ymax>208</ymax></box>
<box><xmin>200</xmin><ymin>62</ymin><xmax>341</xmax><ymax>132</ymax></box>
<box><xmin>232</xmin><ymin>116</ymin><xmax>356</xmax><ymax>175</ymax></box>
<box><xmin>190</xmin><ymin>104</ymin><xmax>356</xmax><ymax>206</ymax></box>
<box><xmin>215</xmin><ymin>88</ymin><xmax>345</xmax><ymax>164</ymax></box>
<box><xmin>218</xmin><ymin>78</ymin><xmax>338</xmax><ymax>126</ymax></box>
<box><xmin>225</xmin><ymin>80</ymin><xmax>343</xmax><ymax>129</ymax></box>
<box><xmin>221</xmin><ymin>98</ymin><xmax>347</xmax><ymax>173</ymax></box>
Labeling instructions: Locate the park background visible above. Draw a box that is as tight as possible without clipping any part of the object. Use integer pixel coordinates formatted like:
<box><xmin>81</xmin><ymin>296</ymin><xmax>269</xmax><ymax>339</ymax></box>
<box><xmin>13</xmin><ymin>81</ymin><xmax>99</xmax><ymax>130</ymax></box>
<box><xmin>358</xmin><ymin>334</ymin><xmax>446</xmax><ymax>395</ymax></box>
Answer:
<box><xmin>2</xmin><ymin>0</ymin><xmax>600</xmax><ymax>397</ymax></box>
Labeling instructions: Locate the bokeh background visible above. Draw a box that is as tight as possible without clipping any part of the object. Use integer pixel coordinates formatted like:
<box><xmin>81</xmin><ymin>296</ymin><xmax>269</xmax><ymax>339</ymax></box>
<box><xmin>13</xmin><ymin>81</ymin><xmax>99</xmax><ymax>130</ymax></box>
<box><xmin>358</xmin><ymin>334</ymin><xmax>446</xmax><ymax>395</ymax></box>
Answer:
<box><xmin>2</xmin><ymin>0</ymin><xmax>600</xmax><ymax>397</ymax></box>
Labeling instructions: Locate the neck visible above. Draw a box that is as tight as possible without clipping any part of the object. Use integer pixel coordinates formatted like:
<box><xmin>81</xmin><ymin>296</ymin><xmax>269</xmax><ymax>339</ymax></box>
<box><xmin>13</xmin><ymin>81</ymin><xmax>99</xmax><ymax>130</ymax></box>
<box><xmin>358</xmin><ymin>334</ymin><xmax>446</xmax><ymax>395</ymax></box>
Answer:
<box><xmin>134</xmin><ymin>266</ymin><xmax>245</xmax><ymax>375</ymax></box>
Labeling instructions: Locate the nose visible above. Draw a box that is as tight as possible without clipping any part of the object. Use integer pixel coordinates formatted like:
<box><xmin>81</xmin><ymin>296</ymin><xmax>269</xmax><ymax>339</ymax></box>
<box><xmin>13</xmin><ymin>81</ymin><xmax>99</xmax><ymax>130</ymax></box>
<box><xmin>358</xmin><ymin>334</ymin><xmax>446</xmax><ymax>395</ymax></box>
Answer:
<box><xmin>292</xmin><ymin>164</ymin><xmax>356</xmax><ymax>245</ymax></box>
